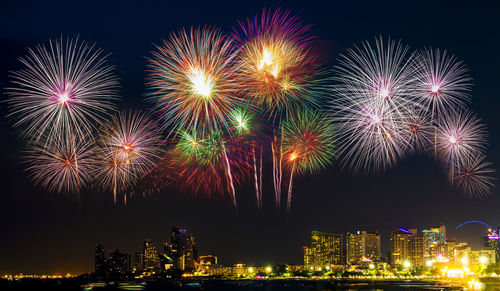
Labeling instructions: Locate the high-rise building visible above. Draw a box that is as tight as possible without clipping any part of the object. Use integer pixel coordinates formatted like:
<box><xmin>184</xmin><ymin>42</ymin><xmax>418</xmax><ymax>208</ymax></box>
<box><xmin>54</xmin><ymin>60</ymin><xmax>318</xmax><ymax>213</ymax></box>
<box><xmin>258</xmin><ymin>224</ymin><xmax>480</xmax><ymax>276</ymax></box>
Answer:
<box><xmin>165</xmin><ymin>227</ymin><xmax>198</xmax><ymax>271</ymax></box>
<box><xmin>422</xmin><ymin>225</ymin><xmax>446</xmax><ymax>260</ymax></box>
<box><xmin>108</xmin><ymin>249</ymin><xmax>130</xmax><ymax>275</ymax></box>
<box><xmin>95</xmin><ymin>244</ymin><xmax>106</xmax><ymax>275</ymax></box>
<box><xmin>483</xmin><ymin>228</ymin><xmax>500</xmax><ymax>261</ymax></box>
<box><xmin>409</xmin><ymin>235</ymin><xmax>424</xmax><ymax>267</ymax></box>
<box><xmin>303</xmin><ymin>231</ymin><xmax>344</xmax><ymax>267</ymax></box>
<box><xmin>134</xmin><ymin>252</ymin><xmax>144</xmax><ymax>272</ymax></box>
<box><xmin>346</xmin><ymin>231</ymin><xmax>381</xmax><ymax>264</ymax></box>
<box><xmin>143</xmin><ymin>239</ymin><xmax>161</xmax><ymax>272</ymax></box>
<box><xmin>389</xmin><ymin>228</ymin><xmax>412</xmax><ymax>266</ymax></box>
<box><xmin>454</xmin><ymin>242</ymin><xmax>471</xmax><ymax>265</ymax></box>
<box><xmin>390</xmin><ymin>228</ymin><xmax>423</xmax><ymax>267</ymax></box>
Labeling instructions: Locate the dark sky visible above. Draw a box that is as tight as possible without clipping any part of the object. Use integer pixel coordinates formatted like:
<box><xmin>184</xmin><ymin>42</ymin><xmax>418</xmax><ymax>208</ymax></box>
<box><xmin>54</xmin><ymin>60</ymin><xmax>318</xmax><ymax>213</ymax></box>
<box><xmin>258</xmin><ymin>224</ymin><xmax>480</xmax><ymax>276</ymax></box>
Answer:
<box><xmin>1</xmin><ymin>0</ymin><xmax>500</xmax><ymax>275</ymax></box>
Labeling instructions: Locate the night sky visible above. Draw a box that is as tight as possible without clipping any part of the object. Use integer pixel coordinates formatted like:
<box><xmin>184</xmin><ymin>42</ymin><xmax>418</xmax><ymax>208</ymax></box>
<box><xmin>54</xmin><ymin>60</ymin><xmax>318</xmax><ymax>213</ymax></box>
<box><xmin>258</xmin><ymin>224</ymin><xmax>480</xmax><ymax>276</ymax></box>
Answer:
<box><xmin>1</xmin><ymin>0</ymin><xmax>500</xmax><ymax>275</ymax></box>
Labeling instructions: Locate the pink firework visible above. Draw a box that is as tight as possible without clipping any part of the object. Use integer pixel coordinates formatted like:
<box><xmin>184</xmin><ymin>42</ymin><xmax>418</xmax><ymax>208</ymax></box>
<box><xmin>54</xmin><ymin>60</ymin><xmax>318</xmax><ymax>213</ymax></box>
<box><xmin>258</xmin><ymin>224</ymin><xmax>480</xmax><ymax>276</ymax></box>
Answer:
<box><xmin>436</xmin><ymin>110</ymin><xmax>487</xmax><ymax>176</ymax></box>
<box><xmin>6</xmin><ymin>37</ymin><xmax>119</xmax><ymax>141</ymax></box>
<box><xmin>452</xmin><ymin>155</ymin><xmax>496</xmax><ymax>197</ymax></box>
<box><xmin>24</xmin><ymin>134</ymin><xmax>95</xmax><ymax>193</ymax></box>
<box><xmin>331</xmin><ymin>37</ymin><xmax>419</xmax><ymax>172</ymax></box>
<box><xmin>413</xmin><ymin>48</ymin><xmax>472</xmax><ymax>119</ymax></box>
<box><xmin>94</xmin><ymin>110</ymin><xmax>164</xmax><ymax>202</ymax></box>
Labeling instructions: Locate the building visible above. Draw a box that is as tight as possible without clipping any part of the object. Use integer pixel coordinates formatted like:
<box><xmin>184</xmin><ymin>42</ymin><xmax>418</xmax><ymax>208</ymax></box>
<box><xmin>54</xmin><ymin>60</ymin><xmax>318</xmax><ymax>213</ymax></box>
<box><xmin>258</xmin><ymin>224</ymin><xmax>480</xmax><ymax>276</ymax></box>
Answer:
<box><xmin>409</xmin><ymin>235</ymin><xmax>424</xmax><ymax>267</ymax></box>
<box><xmin>108</xmin><ymin>249</ymin><xmax>130</xmax><ymax>275</ymax></box>
<box><xmin>95</xmin><ymin>244</ymin><xmax>106</xmax><ymax>276</ymax></box>
<box><xmin>143</xmin><ymin>239</ymin><xmax>161</xmax><ymax>272</ymax></box>
<box><xmin>483</xmin><ymin>228</ymin><xmax>500</xmax><ymax>261</ymax></box>
<box><xmin>303</xmin><ymin>231</ymin><xmax>344</xmax><ymax>267</ymax></box>
<box><xmin>346</xmin><ymin>231</ymin><xmax>381</xmax><ymax>264</ymax></box>
<box><xmin>165</xmin><ymin>226</ymin><xmax>198</xmax><ymax>271</ymax></box>
<box><xmin>134</xmin><ymin>252</ymin><xmax>143</xmax><ymax>272</ymax></box>
<box><xmin>454</xmin><ymin>242</ymin><xmax>471</xmax><ymax>265</ymax></box>
<box><xmin>470</xmin><ymin>249</ymin><xmax>497</xmax><ymax>266</ymax></box>
<box><xmin>389</xmin><ymin>228</ymin><xmax>412</xmax><ymax>267</ymax></box>
<box><xmin>422</xmin><ymin>225</ymin><xmax>446</xmax><ymax>261</ymax></box>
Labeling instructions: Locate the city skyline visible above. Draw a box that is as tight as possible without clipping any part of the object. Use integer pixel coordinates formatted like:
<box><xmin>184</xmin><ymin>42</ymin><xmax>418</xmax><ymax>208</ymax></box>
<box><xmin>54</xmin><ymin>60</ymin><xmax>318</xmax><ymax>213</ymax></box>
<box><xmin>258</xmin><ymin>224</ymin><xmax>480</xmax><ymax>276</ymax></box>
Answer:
<box><xmin>1</xmin><ymin>0</ymin><xmax>500</xmax><ymax>276</ymax></box>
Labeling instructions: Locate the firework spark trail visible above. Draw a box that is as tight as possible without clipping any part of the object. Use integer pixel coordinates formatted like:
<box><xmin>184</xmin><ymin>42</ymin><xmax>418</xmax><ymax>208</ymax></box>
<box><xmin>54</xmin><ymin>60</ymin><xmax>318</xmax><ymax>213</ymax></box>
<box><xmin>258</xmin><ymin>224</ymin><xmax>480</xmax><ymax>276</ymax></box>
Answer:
<box><xmin>287</xmin><ymin>161</ymin><xmax>296</xmax><ymax>213</ymax></box>
<box><xmin>221</xmin><ymin>143</ymin><xmax>237</xmax><ymax>209</ymax></box>
<box><xmin>252</xmin><ymin>142</ymin><xmax>261</xmax><ymax>208</ymax></box>
<box><xmin>259</xmin><ymin>147</ymin><xmax>263</xmax><ymax>207</ymax></box>
<box><xmin>6</xmin><ymin>36</ymin><xmax>119</xmax><ymax>142</ymax></box>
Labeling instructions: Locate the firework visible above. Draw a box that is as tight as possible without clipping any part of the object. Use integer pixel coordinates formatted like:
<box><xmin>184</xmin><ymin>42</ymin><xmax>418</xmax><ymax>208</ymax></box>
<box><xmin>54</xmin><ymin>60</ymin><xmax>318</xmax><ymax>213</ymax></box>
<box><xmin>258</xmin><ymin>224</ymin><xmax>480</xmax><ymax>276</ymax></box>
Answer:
<box><xmin>331</xmin><ymin>37</ymin><xmax>419</xmax><ymax>172</ymax></box>
<box><xmin>94</xmin><ymin>110</ymin><xmax>163</xmax><ymax>202</ymax></box>
<box><xmin>24</xmin><ymin>134</ymin><xmax>95</xmax><ymax>193</ymax></box>
<box><xmin>282</xmin><ymin>110</ymin><xmax>335</xmax><ymax>211</ymax></box>
<box><xmin>413</xmin><ymin>48</ymin><xmax>471</xmax><ymax>119</ymax></box>
<box><xmin>436</xmin><ymin>110</ymin><xmax>487</xmax><ymax>177</ymax></box>
<box><xmin>452</xmin><ymin>155</ymin><xmax>495</xmax><ymax>197</ymax></box>
<box><xmin>404</xmin><ymin>108</ymin><xmax>434</xmax><ymax>153</ymax></box>
<box><xmin>171</xmin><ymin>129</ymin><xmax>251</xmax><ymax>207</ymax></box>
<box><xmin>147</xmin><ymin>27</ymin><xmax>241</xmax><ymax>134</ymax></box>
<box><xmin>232</xmin><ymin>8</ymin><xmax>322</xmax><ymax>116</ymax></box>
<box><xmin>6</xmin><ymin>37</ymin><xmax>119</xmax><ymax>141</ymax></box>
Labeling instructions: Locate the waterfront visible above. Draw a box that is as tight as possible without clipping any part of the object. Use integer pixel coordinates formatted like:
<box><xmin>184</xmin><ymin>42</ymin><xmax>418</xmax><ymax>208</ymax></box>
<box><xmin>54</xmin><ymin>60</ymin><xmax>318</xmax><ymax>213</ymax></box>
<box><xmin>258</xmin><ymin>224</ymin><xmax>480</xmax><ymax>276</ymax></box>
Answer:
<box><xmin>0</xmin><ymin>278</ymin><xmax>478</xmax><ymax>291</ymax></box>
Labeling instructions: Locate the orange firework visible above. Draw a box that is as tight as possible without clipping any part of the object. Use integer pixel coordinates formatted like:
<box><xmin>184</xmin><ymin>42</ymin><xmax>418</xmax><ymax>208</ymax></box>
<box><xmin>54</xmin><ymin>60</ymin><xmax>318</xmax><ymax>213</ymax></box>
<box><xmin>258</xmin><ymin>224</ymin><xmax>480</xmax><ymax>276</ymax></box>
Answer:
<box><xmin>232</xmin><ymin>8</ymin><xmax>321</xmax><ymax>116</ymax></box>
<box><xmin>147</xmin><ymin>27</ymin><xmax>241</xmax><ymax>134</ymax></box>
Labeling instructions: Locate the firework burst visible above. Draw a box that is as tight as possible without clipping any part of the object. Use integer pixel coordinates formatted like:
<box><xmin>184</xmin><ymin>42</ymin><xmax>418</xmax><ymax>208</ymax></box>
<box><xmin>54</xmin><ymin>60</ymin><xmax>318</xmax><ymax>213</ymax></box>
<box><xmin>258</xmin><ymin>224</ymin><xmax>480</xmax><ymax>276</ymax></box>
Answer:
<box><xmin>413</xmin><ymin>48</ymin><xmax>471</xmax><ymax>119</ymax></box>
<box><xmin>94</xmin><ymin>110</ymin><xmax>163</xmax><ymax>202</ymax></box>
<box><xmin>6</xmin><ymin>37</ymin><xmax>119</xmax><ymax>141</ymax></box>
<box><xmin>171</xmin><ymin>129</ymin><xmax>251</xmax><ymax>207</ymax></box>
<box><xmin>404</xmin><ymin>108</ymin><xmax>434</xmax><ymax>153</ymax></box>
<box><xmin>331</xmin><ymin>37</ymin><xmax>419</xmax><ymax>172</ymax></box>
<box><xmin>282</xmin><ymin>110</ymin><xmax>335</xmax><ymax>211</ymax></box>
<box><xmin>452</xmin><ymin>155</ymin><xmax>495</xmax><ymax>197</ymax></box>
<box><xmin>232</xmin><ymin>8</ymin><xmax>322</xmax><ymax>116</ymax></box>
<box><xmin>24</xmin><ymin>134</ymin><xmax>95</xmax><ymax>193</ymax></box>
<box><xmin>436</xmin><ymin>110</ymin><xmax>487</xmax><ymax>176</ymax></box>
<box><xmin>147</xmin><ymin>27</ymin><xmax>241</xmax><ymax>134</ymax></box>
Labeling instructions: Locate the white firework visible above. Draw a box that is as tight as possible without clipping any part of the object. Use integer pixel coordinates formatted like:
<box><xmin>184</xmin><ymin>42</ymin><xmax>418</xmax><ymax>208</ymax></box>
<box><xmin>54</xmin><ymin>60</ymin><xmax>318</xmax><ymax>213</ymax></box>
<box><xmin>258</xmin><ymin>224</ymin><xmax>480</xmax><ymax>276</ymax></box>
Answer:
<box><xmin>331</xmin><ymin>37</ymin><xmax>420</xmax><ymax>172</ymax></box>
<box><xmin>6</xmin><ymin>36</ymin><xmax>119</xmax><ymax>141</ymax></box>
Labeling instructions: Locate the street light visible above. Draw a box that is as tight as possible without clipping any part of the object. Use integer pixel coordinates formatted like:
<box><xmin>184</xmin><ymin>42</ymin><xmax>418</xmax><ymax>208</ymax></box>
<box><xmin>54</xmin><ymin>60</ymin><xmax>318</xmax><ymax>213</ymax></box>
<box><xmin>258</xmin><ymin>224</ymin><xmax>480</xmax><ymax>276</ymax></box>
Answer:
<box><xmin>403</xmin><ymin>261</ymin><xmax>411</xmax><ymax>268</ymax></box>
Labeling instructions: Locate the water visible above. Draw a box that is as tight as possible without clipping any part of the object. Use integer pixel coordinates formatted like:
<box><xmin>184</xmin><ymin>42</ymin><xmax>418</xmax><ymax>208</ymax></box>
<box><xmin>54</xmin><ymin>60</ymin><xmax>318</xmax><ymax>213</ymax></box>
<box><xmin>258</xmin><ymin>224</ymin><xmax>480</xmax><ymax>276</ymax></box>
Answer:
<box><xmin>1</xmin><ymin>279</ymin><xmax>467</xmax><ymax>290</ymax></box>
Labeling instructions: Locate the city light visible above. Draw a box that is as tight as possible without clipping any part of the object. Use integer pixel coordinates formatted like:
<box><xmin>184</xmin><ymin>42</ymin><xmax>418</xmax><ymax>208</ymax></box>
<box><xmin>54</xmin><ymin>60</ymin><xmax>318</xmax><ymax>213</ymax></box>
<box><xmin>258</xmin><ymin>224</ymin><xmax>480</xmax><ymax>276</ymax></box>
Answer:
<box><xmin>479</xmin><ymin>256</ymin><xmax>488</xmax><ymax>264</ymax></box>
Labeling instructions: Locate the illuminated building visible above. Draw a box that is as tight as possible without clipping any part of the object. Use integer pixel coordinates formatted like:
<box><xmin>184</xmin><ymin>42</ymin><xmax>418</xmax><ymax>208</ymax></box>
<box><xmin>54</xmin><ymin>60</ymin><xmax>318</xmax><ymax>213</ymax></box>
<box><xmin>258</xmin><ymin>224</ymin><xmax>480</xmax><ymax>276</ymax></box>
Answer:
<box><xmin>347</xmin><ymin>231</ymin><xmax>381</xmax><ymax>264</ymax></box>
<box><xmin>165</xmin><ymin>226</ymin><xmax>198</xmax><ymax>271</ymax></box>
<box><xmin>196</xmin><ymin>255</ymin><xmax>218</xmax><ymax>275</ymax></box>
<box><xmin>422</xmin><ymin>225</ymin><xmax>446</xmax><ymax>261</ymax></box>
<box><xmin>483</xmin><ymin>228</ymin><xmax>500</xmax><ymax>261</ymax></box>
<box><xmin>303</xmin><ymin>231</ymin><xmax>344</xmax><ymax>267</ymax></box>
<box><xmin>134</xmin><ymin>252</ymin><xmax>143</xmax><ymax>272</ymax></box>
<box><xmin>108</xmin><ymin>249</ymin><xmax>130</xmax><ymax>275</ymax></box>
<box><xmin>389</xmin><ymin>228</ymin><xmax>412</xmax><ymax>266</ymax></box>
<box><xmin>454</xmin><ymin>242</ymin><xmax>471</xmax><ymax>265</ymax></box>
<box><xmin>143</xmin><ymin>239</ymin><xmax>161</xmax><ymax>272</ymax></box>
<box><xmin>470</xmin><ymin>249</ymin><xmax>496</xmax><ymax>266</ymax></box>
<box><xmin>445</xmin><ymin>238</ymin><xmax>456</xmax><ymax>263</ymax></box>
<box><xmin>409</xmin><ymin>235</ymin><xmax>424</xmax><ymax>267</ymax></box>
<box><xmin>389</xmin><ymin>228</ymin><xmax>424</xmax><ymax>267</ymax></box>
<box><xmin>95</xmin><ymin>244</ymin><xmax>106</xmax><ymax>276</ymax></box>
